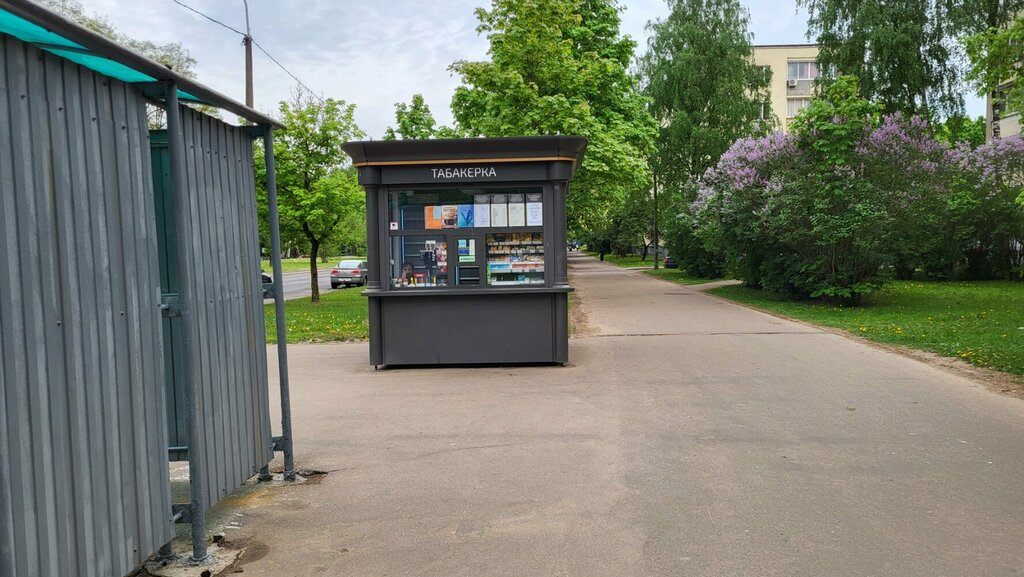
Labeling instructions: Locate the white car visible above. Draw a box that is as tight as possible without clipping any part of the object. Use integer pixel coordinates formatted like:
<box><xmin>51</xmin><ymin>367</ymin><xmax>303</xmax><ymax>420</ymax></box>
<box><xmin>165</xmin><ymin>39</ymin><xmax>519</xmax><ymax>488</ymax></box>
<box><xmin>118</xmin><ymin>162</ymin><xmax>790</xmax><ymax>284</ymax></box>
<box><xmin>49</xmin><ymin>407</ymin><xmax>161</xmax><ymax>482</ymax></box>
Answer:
<box><xmin>330</xmin><ymin>260</ymin><xmax>368</xmax><ymax>289</ymax></box>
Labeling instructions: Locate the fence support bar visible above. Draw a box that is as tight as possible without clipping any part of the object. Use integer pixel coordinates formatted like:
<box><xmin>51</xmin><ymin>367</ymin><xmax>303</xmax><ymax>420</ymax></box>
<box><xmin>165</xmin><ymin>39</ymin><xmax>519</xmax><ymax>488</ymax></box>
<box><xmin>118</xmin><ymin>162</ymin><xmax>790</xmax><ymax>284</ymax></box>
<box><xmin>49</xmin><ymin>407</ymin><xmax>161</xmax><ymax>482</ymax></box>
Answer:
<box><xmin>166</xmin><ymin>81</ymin><xmax>209</xmax><ymax>563</ymax></box>
<box><xmin>262</xmin><ymin>127</ymin><xmax>296</xmax><ymax>481</ymax></box>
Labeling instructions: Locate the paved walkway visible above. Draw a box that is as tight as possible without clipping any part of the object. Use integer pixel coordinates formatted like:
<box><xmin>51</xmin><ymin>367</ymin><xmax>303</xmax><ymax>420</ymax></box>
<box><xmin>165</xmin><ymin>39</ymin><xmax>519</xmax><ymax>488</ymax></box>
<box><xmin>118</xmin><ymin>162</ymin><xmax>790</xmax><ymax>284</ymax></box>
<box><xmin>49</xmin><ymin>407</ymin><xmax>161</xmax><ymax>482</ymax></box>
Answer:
<box><xmin>235</xmin><ymin>253</ymin><xmax>1024</xmax><ymax>576</ymax></box>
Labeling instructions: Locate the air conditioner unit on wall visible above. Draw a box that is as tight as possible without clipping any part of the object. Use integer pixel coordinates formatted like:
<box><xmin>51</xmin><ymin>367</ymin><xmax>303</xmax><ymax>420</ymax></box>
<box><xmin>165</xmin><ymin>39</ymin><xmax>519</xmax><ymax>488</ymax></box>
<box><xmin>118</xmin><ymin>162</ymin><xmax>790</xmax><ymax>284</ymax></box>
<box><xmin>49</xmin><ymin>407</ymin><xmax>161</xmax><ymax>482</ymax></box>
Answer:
<box><xmin>787</xmin><ymin>79</ymin><xmax>799</xmax><ymax>88</ymax></box>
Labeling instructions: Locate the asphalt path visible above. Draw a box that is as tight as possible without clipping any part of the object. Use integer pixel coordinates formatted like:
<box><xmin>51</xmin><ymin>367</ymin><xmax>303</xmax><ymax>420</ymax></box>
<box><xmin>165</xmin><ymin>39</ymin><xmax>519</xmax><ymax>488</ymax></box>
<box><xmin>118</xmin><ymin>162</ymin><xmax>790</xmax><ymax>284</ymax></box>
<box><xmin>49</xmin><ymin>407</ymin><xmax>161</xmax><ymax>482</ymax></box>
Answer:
<box><xmin>263</xmin><ymin>268</ymin><xmax>340</xmax><ymax>302</ymax></box>
<box><xmin>233</xmin><ymin>252</ymin><xmax>1024</xmax><ymax>576</ymax></box>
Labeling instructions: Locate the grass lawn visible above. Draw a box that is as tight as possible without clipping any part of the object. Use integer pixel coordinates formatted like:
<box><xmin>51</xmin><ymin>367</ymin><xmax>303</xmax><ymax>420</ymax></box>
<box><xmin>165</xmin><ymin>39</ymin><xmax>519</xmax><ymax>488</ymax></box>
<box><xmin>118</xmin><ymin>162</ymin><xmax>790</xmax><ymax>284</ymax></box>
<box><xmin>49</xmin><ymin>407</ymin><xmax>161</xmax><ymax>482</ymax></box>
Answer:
<box><xmin>584</xmin><ymin>251</ymin><xmax>658</xmax><ymax>268</ymax></box>
<box><xmin>645</xmin><ymin>268</ymin><xmax>720</xmax><ymax>286</ymax></box>
<box><xmin>709</xmin><ymin>281</ymin><xmax>1024</xmax><ymax>377</ymax></box>
<box><xmin>260</xmin><ymin>256</ymin><xmax>364</xmax><ymax>274</ymax></box>
<box><xmin>265</xmin><ymin>287</ymin><xmax>368</xmax><ymax>343</ymax></box>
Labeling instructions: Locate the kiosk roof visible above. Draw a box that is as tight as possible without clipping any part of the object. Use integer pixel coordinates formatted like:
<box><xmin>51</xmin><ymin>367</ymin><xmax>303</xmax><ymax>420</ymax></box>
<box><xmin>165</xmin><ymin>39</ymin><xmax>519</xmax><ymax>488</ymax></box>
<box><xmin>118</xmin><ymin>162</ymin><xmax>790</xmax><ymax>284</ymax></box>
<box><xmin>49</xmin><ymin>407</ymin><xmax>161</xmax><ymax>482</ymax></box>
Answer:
<box><xmin>344</xmin><ymin>136</ymin><xmax>587</xmax><ymax>172</ymax></box>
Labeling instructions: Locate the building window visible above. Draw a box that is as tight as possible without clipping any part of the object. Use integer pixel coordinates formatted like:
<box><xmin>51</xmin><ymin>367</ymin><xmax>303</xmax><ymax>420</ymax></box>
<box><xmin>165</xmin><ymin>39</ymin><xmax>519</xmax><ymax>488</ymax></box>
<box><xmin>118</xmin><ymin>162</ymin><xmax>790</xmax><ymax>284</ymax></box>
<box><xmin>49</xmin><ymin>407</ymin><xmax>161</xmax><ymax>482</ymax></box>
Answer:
<box><xmin>787</xmin><ymin>98</ymin><xmax>811</xmax><ymax>118</ymax></box>
<box><xmin>993</xmin><ymin>83</ymin><xmax>1015</xmax><ymax>119</ymax></box>
<box><xmin>993</xmin><ymin>95</ymin><xmax>1006</xmax><ymax>119</ymax></box>
<box><xmin>787</xmin><ymin>61</ymin><xmax>819</xmax><ymax>81</ymax></box>
<box><xmin>759</xmin><ymin>99</ymin><xmax>771</xmax><ymax>120</ymax></box>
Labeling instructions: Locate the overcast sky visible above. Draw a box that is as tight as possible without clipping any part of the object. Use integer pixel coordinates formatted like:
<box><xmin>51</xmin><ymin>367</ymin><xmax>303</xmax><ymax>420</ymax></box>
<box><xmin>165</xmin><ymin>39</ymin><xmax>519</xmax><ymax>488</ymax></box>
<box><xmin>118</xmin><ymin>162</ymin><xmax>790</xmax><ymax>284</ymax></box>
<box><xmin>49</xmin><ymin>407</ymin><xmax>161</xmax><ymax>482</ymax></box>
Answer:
<box><xmin>81</xmin><ymin>0</ymin><xmax>984</xmax><ymax>138</ymax></box>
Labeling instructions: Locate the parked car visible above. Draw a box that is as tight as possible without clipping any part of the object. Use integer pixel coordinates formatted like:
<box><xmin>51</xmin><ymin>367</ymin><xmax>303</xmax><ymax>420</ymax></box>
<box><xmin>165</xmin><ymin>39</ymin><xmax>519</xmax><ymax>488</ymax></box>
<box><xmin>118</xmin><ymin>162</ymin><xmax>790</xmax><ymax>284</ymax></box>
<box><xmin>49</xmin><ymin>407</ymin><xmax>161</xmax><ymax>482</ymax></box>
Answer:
<box><xmin>331</xmin><ymin>259</ymin><xmax>368</xmax><ymax>288</ymax></box>
<box><xmin>261</xmin><ymin>272</ymin><xmax>273</xmax><ymax>299</ymax></box>
<box><xmin>663</xmin><ymin>255</ymin><xmax>678</xmax><ymax>269</ymax></box>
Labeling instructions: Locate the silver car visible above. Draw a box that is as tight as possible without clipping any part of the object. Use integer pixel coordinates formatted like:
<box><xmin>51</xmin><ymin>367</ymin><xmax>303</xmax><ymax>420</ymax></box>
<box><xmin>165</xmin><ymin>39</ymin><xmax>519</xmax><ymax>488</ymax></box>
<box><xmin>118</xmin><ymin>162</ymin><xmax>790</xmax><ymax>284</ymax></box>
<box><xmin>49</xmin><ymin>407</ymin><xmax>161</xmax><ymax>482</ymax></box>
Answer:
<box><xmin>330</xmin><ymin>259</ymin><xmax>368</xmax><ymax>289</ymax></box>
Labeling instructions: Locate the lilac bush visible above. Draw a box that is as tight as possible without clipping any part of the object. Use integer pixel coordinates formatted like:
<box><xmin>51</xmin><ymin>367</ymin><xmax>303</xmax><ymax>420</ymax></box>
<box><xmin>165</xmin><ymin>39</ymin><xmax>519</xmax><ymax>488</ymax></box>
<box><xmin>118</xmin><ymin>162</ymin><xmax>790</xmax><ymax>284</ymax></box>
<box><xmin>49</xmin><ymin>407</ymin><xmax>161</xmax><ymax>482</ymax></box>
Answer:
<box><xmin>694</xmin><ymin>76</ymin><xmax>1024</xmax><ymax>302</ymax></box>
<box><xmin>856</xmin><ymin>113</ymin><xmax>958</xmax><ymax>279</ymax></box>
<box><xmin>951</xmin><ymin>135</ymin><xmax>1024</xmax><ymax>279</ymax></box>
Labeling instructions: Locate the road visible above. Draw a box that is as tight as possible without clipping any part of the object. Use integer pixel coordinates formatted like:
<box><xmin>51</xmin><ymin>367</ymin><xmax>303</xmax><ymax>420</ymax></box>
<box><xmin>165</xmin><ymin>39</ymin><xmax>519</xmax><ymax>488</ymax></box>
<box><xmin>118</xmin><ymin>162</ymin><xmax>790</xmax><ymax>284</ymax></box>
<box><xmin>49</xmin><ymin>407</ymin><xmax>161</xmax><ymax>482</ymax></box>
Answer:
<box><xmin>231</xmin><ymin>252</ymin><xmax>1024</xmax><ymax>576</ymax></box>
<box><xmin>264</xmin><ymin>268</ymin><xmax>339</xmax><ymax>302</ymax></box>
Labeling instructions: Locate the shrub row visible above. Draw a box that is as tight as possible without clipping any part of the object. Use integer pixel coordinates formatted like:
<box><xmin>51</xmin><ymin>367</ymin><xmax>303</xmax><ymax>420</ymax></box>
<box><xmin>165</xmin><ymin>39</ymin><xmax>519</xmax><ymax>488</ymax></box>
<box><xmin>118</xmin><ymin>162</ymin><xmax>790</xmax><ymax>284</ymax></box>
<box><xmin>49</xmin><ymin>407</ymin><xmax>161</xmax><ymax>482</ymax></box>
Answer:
<box><xmin>686</xmin><ymin>77</ymin><xmax>1024</xmax><ymax>303</ymax></box>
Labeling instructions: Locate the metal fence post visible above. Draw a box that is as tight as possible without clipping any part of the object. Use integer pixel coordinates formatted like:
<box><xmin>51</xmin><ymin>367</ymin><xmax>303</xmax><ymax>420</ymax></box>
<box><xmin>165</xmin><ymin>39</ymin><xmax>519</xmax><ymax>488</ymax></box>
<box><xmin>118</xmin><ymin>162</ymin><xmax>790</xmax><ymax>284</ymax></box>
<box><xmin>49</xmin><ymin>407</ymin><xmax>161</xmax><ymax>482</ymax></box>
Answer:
<box><xmin>262</xmin><ymin>128</ymin><xmax>295</xmax><ymax>481</ymax></box>
<box><xmin>165</xmin><ymin>81</ymin><xmax>208</xmax><ymax>563</ymax></box>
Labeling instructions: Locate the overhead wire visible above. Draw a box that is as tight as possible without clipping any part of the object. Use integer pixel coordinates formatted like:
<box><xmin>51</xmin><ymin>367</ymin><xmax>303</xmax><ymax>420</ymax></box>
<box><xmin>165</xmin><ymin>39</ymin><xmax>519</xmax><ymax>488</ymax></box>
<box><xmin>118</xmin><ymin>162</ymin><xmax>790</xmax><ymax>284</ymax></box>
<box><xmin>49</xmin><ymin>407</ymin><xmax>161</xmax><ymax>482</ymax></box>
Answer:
<box><xmin>171</xmin><ymin>0</ymin><xmax>245</xmax><ymax>37</ymax></box>
<box><xmin>251</xmin><ymin>38</ymin><xmax>324</xmax><ymax>103</ymax></box>
<box><xmin>170</xmin><ymin>0</ymin><xmax>325</xmax><ymax>103</ymax></box>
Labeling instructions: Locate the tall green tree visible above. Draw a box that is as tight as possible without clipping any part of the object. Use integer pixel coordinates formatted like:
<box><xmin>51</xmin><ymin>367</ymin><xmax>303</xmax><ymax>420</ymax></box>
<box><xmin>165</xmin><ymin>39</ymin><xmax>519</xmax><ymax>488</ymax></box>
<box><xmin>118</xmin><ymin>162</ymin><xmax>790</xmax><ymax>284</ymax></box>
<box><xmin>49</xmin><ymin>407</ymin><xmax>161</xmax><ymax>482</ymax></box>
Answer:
<box><xmin>638</xmin><ymin>0</ymin><xmax>769</xmax><ymax>276</ymax></box>
<box><xmin>798</xmin><ymin>0</ymin><xmax>963</xmax><ymax>118</ymax></box>
<box><xmin>639</xmin><ymin>0</ymin><xmax>772</xmax><ymax>191</ymax></box>
<box><xmin>449</xmin><ymin>0</ymin><xmax>657</xmax><ymax>232</ymax></box>
<box><xmin>382</xmin><ymin>94</ymin><xmax>461</xmax><ymax>140</ymax></box>
<box><xmin>268</xmin><ymin>91</ymin><xmax>366</xmax><ymax>303</ymax></box>
<box><xmin>383</xmin><ymin>94</ymin><xmax>437</xmax><ymax>140</ymax></box>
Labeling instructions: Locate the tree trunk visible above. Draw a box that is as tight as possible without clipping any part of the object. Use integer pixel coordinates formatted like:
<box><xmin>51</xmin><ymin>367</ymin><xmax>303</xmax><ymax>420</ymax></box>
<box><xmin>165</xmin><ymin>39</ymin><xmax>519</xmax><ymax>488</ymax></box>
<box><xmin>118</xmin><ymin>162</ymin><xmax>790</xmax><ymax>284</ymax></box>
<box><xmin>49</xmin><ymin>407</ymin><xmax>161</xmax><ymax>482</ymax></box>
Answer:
<box><xmin>309</xmin><ymin>238</ymin><xmax>321</xmax><ymax>303</ymax></box>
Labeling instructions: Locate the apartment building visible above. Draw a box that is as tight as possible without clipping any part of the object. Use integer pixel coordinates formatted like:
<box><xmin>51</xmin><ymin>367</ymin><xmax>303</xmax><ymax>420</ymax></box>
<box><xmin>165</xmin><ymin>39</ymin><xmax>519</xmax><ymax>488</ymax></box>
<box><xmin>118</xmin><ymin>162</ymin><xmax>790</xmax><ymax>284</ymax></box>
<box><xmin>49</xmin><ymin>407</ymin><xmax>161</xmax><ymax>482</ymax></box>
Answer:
<box><xmin>752</xmin><ymin>44</ymin><xmax>821</xmax><ymax>132</ymax></box>
<box><xmin>987</xmin><ymin>83</ymin><xmax>1021</xmax><ymax>141</ymax></box>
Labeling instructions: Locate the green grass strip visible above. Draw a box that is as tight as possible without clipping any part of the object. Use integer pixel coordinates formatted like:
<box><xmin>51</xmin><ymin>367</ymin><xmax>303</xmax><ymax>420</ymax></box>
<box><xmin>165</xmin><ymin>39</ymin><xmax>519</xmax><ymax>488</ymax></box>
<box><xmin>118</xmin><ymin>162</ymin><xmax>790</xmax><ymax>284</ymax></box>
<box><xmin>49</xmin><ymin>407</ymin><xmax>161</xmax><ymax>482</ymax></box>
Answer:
<box><xmin>644</xmin><ymin>268</ymin><xmax>719</xmax><ymax>286</ymax></box>
<box><xmin>584</xmin><ymin>251</ymin><xmax>658</xmax><ymax>268</ymax></box>
<box><xmin>265</xmin><ymin>287</ymin><xmax>368</xmax><ymax>343</ymax></box>
<box><xmin>709</xmin><ymin>281</ymin><xmax>1024</xmax><ymax>376</ymax></box>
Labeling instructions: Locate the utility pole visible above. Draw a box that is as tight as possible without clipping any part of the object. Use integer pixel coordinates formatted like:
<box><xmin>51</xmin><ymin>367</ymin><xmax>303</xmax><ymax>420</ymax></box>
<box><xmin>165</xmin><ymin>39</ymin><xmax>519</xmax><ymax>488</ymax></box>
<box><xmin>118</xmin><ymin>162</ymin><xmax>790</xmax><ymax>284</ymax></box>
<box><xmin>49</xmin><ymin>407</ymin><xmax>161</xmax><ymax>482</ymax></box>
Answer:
<box><xmin>243</xmin><ymin>0</ymin><xmax>253</xmax><ymax>109</ymax></box>
<box><xmin>652</xmin><ymin>170</ymin><xmax>659</xmax><ymax>270</ymax></box>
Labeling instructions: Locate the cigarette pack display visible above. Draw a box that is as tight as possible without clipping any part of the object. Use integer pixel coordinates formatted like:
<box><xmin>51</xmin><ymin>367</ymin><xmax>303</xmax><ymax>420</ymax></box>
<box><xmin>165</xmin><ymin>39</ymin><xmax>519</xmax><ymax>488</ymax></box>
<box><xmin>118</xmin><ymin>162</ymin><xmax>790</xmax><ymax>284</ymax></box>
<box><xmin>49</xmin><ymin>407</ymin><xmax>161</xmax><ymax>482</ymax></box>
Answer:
<box><xmin>486</xmin><ymin>232</ymin><xmax>544</xmax><ymax>286</ymax></box>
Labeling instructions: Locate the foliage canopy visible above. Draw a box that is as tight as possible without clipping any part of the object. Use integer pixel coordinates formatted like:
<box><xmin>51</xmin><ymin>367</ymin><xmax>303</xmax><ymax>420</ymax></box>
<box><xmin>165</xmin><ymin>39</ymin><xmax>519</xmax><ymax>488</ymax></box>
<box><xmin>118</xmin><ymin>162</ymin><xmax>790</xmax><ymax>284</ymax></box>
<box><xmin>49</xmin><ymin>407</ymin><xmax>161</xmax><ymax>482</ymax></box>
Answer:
<box><xmin>383</xmin><ymin>94</ymin><xmax>461</xmax><ymax>140</ymax></box>
<box><xmin>798</xmin><ymin>0</ymin><xmax>962</xmax><ymax>117</ymax></box>
<box><xmin>639</xmin><ymin>0</ymin><xmax>772</xmax><ymax>186</ymax></box>
<box><xmin>449</xmin><ymin>0</ymin><xmax>657</xmax><ymax>232</ymax></box>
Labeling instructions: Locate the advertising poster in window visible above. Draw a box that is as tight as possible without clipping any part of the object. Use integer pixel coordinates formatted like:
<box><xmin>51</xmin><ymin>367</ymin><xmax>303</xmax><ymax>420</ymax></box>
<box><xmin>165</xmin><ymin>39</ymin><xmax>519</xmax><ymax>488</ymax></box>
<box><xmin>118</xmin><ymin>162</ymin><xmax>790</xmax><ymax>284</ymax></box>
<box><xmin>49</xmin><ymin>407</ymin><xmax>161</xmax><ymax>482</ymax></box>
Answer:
<box><xmin>441</xmin><ymin>205</ymin><xmax>458</xmax><ymax>228</ymax></box>
<box><xmin>490</xmin><ymin>194</ymin><xmax>508</xmax><ymax>227</ymax></box>
<box><xmin>424</xmin><ymin>206</ymin><xmax>444</xmax><ymax>229</ymax></box>
<box><xmin>507</xmin><ymin>193</ymin><xmax>526</xmax><ymax>227</ymax></box>
<box><xmin>526</xmin><ymin>193</ymin><xmax>543</xmax><ymax>226</ymax></box>
<box><xmin>457</xmin><ymin>204</ymin><xmax>474</xmax><ymax>228</ymax></box>
<box><xmin>474</xmin><ymin>194</ymin><xmax>491</xmax><ymax>227</ymax></box>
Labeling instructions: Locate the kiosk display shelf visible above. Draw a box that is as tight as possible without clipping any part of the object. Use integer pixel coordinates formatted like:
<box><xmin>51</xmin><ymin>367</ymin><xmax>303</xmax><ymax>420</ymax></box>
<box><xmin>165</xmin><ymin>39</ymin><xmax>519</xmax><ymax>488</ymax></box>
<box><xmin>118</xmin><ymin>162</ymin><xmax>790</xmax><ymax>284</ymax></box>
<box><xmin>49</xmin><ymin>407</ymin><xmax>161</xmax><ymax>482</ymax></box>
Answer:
<box><xmin>486</xmin><ymin>233</ymin><xmax>544</xmax><ymax>286</ymax></box>
<box><xmin>344</xmin><ymin>135</ymin><xmax>586</xmax><ymax>366</ymax></box>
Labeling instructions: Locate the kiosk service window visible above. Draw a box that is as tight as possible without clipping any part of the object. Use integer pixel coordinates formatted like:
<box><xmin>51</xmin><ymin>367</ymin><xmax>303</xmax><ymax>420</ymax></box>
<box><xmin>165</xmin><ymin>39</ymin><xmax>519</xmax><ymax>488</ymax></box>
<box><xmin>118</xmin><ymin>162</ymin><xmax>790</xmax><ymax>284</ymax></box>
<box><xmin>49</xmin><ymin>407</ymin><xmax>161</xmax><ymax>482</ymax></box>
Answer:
<box><xmin>387</xmin><ymin>187</ymin><xmax>545</xmax><ymax>288</ymax></box>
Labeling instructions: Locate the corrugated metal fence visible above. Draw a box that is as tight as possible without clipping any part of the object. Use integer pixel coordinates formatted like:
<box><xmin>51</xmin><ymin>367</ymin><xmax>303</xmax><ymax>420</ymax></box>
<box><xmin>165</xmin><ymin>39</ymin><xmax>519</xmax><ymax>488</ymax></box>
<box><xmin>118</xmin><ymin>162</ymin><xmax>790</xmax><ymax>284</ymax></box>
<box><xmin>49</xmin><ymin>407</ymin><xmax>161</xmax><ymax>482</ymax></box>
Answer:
<box><xmin>171</xmin><ymin>105</ymin><xmax>273</xmax><ymax>507</ymax></box>
<box><xmin>0</xmin><ymin>36</ymin><xmax>173</xmax><ymax>576</ymax></box>
<box><xmin>1</xmin><ymin>32</ymin><xmax>275</xmax><ymax>576</ymax></box>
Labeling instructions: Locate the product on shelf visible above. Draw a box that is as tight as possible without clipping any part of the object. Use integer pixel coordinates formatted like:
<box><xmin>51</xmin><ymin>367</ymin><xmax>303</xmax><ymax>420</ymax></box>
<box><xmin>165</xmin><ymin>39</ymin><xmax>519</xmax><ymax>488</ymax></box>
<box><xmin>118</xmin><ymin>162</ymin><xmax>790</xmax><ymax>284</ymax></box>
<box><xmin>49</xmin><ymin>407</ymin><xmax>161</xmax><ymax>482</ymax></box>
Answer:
<box><xmin>486</xmin><ymin>232</ymin><xmax>544</xmax><ymax>286</ymax></box>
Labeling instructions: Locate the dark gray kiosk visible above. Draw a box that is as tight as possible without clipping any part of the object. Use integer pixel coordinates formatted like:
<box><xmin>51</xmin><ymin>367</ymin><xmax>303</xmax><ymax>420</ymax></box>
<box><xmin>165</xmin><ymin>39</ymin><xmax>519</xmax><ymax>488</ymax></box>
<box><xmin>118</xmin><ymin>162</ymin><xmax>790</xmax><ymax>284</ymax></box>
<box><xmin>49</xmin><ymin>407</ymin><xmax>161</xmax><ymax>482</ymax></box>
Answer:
<box><xmin>344</xmin><ymin>136</ymin><xmax>587</xmax><ymax>366</ymax></box>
